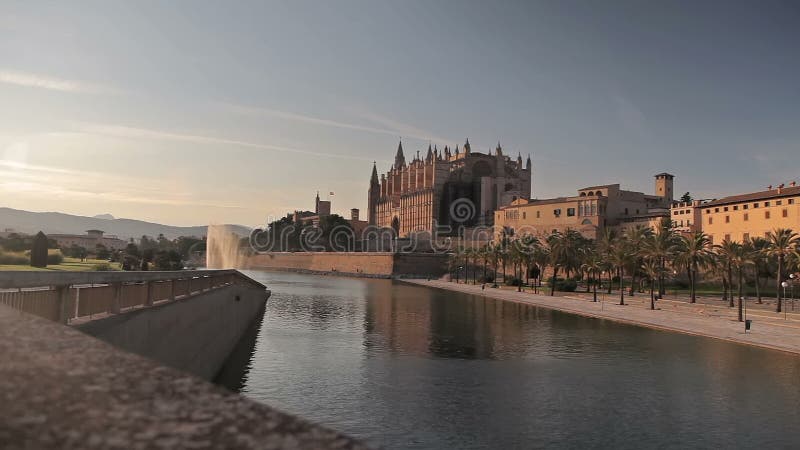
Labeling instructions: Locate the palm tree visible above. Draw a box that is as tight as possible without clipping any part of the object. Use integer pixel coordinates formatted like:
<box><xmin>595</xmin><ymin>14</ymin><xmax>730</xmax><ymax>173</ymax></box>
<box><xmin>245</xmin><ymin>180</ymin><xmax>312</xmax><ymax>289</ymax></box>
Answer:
<box><xmin>729</xmin><ymin>240</ymin><xmax>753</xmax><ymax>322</ymax></box>
<box><xmin>749</xmin><ymin>237</ymin><xmax>769</xmax><ymax>304</ymax></box>
<box><xmin>608</xmin><ymin>234</ymin><xmax>631</xmax><ymax>305</ymax></box>
<box><xmin>765</xmin><ymin>228</ymin><xmax>799</xmax><ymax>313</ymax></box>
<box><xmin>546</xmin><ymin>231</ymin><xmax>566</xmax><ymax>296</ymax></box>
<box><xmin>674</xmin><ymin>231</ymin><xmax>712</xmax><ymax>303</ymax></box>
<box><xmin>641</xmin><ymin>258</ymin><xmax>662</xmax><ymax>310</ymax></box>
<box><xmin>715</xmin><ymin>239</ymin><xmax>739</xmax><ymax>307</ymax></box>
<box><xmin>582</xmin><ymin>249</ymin><xmax>603</xmax><ymax>302</ymax></box>
<box><xmin>625</xmin><ymin>225</ymin><xmax>652</xmax><ymax>296</ymax></box>
<box><xmin>648</xmin><ymin>218</ymin><xmax>679</xmax><ymax>298</ymax></box>
<box><xmin>598</xmin><ymin>228</ymin><xmax>617</xmax><ymax>294</ymax></box>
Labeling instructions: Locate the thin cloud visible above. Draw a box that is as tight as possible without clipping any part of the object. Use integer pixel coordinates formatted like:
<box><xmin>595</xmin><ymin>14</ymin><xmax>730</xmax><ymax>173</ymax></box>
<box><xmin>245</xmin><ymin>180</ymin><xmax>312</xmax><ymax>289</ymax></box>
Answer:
<box><xmin>222</xmin><ymin>102</ymin><xmax>454</xmax><ymax>146</ymax></box>
<box><xmin>76</xmin><ymin>122</ymin><xmax>376</xmax><ymax>162</ymax></box>
<box><xmin>0</xmin><ymin>69</ymin><xmax>121</xmax><ymax>94</ymax></box>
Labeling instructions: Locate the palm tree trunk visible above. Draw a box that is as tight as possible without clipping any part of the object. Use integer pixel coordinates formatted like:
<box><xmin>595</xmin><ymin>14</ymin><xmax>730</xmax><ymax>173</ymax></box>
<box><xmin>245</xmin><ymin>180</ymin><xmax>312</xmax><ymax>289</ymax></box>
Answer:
<box><xmin>593</xmin><ymin>271</ymin><xmax>598</xmax><ymax>302</ymax></box>
<box><xmin>550</xmin><ymin>267</ymin><xmax>558</xmax><ymax>297</ymax></box>
<box><xmin>690</xmin><ymin>263</ymin><xmax>697</xmax><ymax>303</ymax></box>
<box><xmin>727</xmin><ymin>264</ymin><xmax>734</xmax><ymax>307</ymax></box>
<box><xmin>738</xmin><ymin>269</ymin><xmax>744</xmax><ymax>322</ymax></box>
<box><xmin>755</xmin><ymin>267</ymin><xmax>762</xmax><ymax>303</ymax></box>
<box><xmin>619</xmin><ymin>267</ymin><xmax>625</xmax><ymax>305</ymax></box>
<box><xmin>650</xmin><ymin>279</ymin><xmax>655</xmax><ymax>310</ymax></box>
<box><xmin>607</xmin><ymin>271</ymin><xmax>613</xmax><ymax>294</ymax></box>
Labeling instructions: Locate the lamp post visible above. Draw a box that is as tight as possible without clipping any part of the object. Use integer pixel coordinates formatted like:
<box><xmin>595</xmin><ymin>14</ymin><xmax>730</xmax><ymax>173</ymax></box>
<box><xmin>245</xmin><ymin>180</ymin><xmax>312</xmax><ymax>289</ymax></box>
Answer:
<box><xmin>781</xmin><ymin>281</ymin><xmax>790</xmax><ymax>320</ymax></box>
<box><xmin>790</xmin><ymin>274</ymin><xmax>796</xmax><ymax>311</ymax></box>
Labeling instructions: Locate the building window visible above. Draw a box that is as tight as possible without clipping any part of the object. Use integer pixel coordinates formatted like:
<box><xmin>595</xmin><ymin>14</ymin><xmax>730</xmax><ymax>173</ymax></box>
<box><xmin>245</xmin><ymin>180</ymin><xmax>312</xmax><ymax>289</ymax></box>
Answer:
<box><xmin>744</xmin><ymin>213</ymin><xmax>749</xmax><ymax>221</ymax></box>
<box><xmin>523</xmin><ymin>212</ymin><xmax>526</xmax><ymax>219</ymax></box>
<box><xmin>708</xmin><ymin>217</ymin><xmax>713</xmax><ymax>225</ymax></box>
<box><xmin>765</xmin><ymin>211</ymin><xmax>771</xmax><ymax>219</ymax></box>
<box><xmin>624</xmin><ymin>208</ymin><xmax>629</xmax><ymax>215</ymax></box>
<box><xmin>725</xmin><ymin>215</ymin><xmax>730</xmax><ymax>223</ymax></box>
<box><xmin>765</xmin><ymin>201</ymin><xmax>770</xmax><ymax>207</ymax></box>
<box><xmin>743</xmin><ymin>233</ymin><xmax>749</xmax><ymax>241</ymax></box>
<box><xmin>776</xmin><ymin>200</ymin><xmax>782</xmax><ymax>206</ymax></box>
<box><xmin>783</xmin><ymin>209</ymin><xmax>788</xmax><ymax>218</ymax></box>
<box><xmin>554</xmin><ymin>209</ymin><xmax>561</xmax><ymax>216</ymax></box>
<box><xmin>673</xmin><ymin>211</ymin><xmax>679</xmax><ymax>216</ymax></box>
<box><xmin>754</xmin><ymin>203</ymin><xmax>759</xmax><ymax>208</ymax></box>
<box><xmin>687</xmin><ymin>220</ymin><xmax>691</xmax><ymax>226</ymax></box>
<box><xmin>733</xmin><ymin>205</ymin><xmax>738</xmax><ymax>211</ymax></box>
<box><xmin>743</xmin><ymin>204</ymin><xmax>748</xmax><ymax>210</ymax></box>
<box><xmin>715</xmin><ymin>208</ymin><xmax>720</xmax><ymax>213</ymax></box>
<box><xmin>789</xmin><ymin>199</ymin><xmax>795</xmax><ymax>205</ymax></box>
<box><xmin>536</xmin><ymin>211</ymin><xmax>540</xmax><ymax>218</ymax></box>
<box><xmin>705</xmin><ymin>209</ymin><xmax>710</xmax><ymax>214</ymax></box>
<box><xmin>725</xmin><ymin>234</ymin><xmax>731</xmax><ymax>241</ymax></box>
<box><xmin>567</xmin><ymin>208</ymin><xmax>575</xmax><ymax>217</ymax></box>
<box><xmin>724</xmin><ymin>207</ymin><xmax>729</xmax><ymax>212</ymax></box>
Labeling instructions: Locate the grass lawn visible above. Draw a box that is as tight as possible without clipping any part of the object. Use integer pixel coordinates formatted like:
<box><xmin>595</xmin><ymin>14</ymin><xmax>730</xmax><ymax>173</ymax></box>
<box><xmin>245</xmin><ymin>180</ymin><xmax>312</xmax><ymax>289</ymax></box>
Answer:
<box><xmin>0</xmin><ymin>257</ymin><xmax>121</xmax><ymax>272</ymax></box>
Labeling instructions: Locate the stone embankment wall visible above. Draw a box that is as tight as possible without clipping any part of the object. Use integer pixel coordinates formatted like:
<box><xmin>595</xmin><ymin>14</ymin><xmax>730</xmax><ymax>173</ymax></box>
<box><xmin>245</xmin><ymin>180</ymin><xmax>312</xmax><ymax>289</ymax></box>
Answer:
<box><xmin>77</xmin><ymin>283</ymin><xmax>269</xmax><ymax>380</ymax></box>
<box><xmin>243</xmin><ymin>252</ymin><xmax>447</xmax><ymax>278</ymax></box>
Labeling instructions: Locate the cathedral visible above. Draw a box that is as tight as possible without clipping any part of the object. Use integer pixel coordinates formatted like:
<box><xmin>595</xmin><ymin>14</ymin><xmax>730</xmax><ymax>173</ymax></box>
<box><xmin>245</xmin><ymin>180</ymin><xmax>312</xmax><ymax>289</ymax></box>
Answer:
<box><xmin>368</xmin><ymin>139</ymin><xmax>532</xmax><ymax>237</ymax></box>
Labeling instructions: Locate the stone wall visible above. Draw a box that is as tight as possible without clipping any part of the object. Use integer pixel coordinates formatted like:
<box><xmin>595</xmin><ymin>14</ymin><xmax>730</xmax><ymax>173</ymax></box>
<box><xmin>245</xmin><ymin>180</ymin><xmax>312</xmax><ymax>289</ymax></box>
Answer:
<box><xmin>243</xmin><ymin>252</ymin><xmax>447</xmax><ymax>278</ymax></box>
<box><xmin>77</xmin><ymin>283</ymin><xmax>269</xmax><ymax>380</ymax></box>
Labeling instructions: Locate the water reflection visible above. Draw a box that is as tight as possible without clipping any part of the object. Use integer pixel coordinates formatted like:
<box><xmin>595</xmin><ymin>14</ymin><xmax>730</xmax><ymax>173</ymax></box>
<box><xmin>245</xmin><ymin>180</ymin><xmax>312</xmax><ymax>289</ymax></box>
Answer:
<box><xmin>224</xmin><ymin>271</ymin><xmax>800</xmax><ymax>449</ymax></box>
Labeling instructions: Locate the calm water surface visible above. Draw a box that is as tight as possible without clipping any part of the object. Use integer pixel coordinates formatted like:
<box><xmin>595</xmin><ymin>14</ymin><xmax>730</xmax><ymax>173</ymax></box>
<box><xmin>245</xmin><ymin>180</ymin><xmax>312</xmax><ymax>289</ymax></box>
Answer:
<box><xmin>218</xmin><ymin>270</ymin><xmax>800</xmax><ymax>449</ymax></box>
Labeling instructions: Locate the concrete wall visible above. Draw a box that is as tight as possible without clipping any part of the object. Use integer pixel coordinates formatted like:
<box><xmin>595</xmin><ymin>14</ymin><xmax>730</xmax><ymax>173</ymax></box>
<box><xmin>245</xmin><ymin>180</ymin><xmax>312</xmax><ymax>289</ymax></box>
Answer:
<box><xmin>77</xmin><ymin>283</ymin><xmax>268</xmax><ymax>380</ymax></box>
<box><xmin>243</xmin><ymin>252</ymin><xmax>448</xmax><ymax>278</ymax></box>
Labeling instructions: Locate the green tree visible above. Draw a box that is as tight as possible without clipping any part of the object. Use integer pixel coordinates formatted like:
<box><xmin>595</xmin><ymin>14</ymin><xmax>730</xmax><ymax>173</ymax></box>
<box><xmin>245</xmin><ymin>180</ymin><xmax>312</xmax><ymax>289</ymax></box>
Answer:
<box><xmin>680</xmin><ymin>192</ymin><xmax>692</xmax><ymax>203</ymax></box>
<box><xmin>30</xmin><ymin>231</ymin><xmax>49</xmax><ymax>268</ymax></box>
<box><xmin>674</xmin><ymin>231</ymin><xmax>712</xmax><ymax>303</ymax></box>
<box><xmin>765</xmin><ymin>228</ymin><xmax>799</xmax><ymax>313</ymax></box>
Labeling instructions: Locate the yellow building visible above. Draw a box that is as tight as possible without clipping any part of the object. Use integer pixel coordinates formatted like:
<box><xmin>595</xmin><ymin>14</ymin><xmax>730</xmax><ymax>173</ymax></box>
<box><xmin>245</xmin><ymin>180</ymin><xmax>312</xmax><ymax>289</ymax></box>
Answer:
<box><xmin>698</xmin><ymin>183</ymin><xmax>800</xmax><ymax>244</ymax></box>
<box><xmin>494</xmin><ymin>174</ymin><xmax>674</xmax><ymax>240</ymax></box>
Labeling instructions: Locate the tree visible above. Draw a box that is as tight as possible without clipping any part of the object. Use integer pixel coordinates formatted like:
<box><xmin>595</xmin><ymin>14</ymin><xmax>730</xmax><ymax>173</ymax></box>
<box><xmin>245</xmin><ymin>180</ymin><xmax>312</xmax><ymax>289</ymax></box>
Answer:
<box><xmin>674</xmin><ymin>231</ymin><xmax>712</xmax><ymax>303</ymax></box>
<box><xmin>715</xmin><ymin>239</ymin><xmax>739</xmax><ymax>307</ymax></box>
<box><xmin>30</xmin><ymin>231</ymin><xmax>49</xmax><ymax>268</ymax></box>
<box><xmin>581</xmin><ymin>249</ymin><xmax>603</xmax><ymax>302</ymax></box>
<box><xmin>624</xmin><ymin>226</ymin><xmax>653</xmax><ymax>296</ymax></box>
<box><xmin>641</xmin><ymin>258</ymin><xmax>662</xmax><ymax>310</ymax></box>
<box><xmin>608</xmin><ymin>233</ymin><xmax>632</xmax><ymax>305</ymax></box>
<box><xmin>680</xmin><ymin>192</ymin><xmax>692</xmax><ymax>203</ymax></box>
<box><xmin>748</xmin><ymin>237</ymin><xmax>769</xmax><ymax>304</ymax></box>
<box><xmin>545</xmin><ymin>231</ymin><xmax>566</xmax><ymax>296</ymax></box>
<box><xmin>154</xmin><ymin>250</ymin><xmax>183</xmax><ymax>270</ymax></box>
<box><xmin>765</xmin><ymin>228</ymin><xmax>799</xmax><ymax>313</ymax></box>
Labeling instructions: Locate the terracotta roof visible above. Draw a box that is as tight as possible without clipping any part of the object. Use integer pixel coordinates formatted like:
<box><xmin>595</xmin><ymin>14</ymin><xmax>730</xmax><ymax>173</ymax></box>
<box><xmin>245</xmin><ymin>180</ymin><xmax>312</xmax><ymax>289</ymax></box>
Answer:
<box><xmin>704</xmin><ymin>186</ymin><xmax>800</xmax><ymax>207</ymax></box>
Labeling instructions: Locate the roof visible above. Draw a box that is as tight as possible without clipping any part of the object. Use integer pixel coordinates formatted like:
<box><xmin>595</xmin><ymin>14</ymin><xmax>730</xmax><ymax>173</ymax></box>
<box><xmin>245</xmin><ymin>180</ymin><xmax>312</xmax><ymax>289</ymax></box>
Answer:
<box><xmin>704</xmin><ymin>185</ymin><xmax>800</xmax><ymax>207</ymax></box>
<box><xmin>654</xmin><ymin>172</ymin><xmax>674</xmax><ymax>178</ymax></box>
<box><xmin>578</xmin><ymin>184</ymin><xmax>618</xmax><ymax>191</ymax></box>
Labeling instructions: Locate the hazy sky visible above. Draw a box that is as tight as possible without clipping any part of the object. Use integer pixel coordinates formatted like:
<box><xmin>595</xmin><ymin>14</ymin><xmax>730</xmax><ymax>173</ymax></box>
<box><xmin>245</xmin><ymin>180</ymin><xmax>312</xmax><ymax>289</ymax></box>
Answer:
<box><xmin>1</xmin><ymin>0</ymin><xmax>798</xmax><ymax>226</ymax></box>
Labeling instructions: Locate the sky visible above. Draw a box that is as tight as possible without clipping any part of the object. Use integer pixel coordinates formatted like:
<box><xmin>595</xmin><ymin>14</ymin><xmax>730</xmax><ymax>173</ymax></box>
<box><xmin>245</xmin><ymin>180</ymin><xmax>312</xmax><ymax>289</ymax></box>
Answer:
<box><xmin>1</xmin><ymin>0</ymin><xmax>798</xmax><ymax>227</ymax></box>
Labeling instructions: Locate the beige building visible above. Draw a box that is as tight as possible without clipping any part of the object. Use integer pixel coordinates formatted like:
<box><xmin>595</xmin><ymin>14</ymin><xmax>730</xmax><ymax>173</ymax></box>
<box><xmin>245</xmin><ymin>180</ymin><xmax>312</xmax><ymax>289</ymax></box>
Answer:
<box><xmin>669</xmin><ymin>199</ymin><xmax>706</xmax><ymax>234</ymax></box>
<box><xmin>696</xmin><ymin>183</ymin><xmax>800</xmax><ymax>244</ymax></box>
<box><xmin>494</xmin><ymin>173</ymin><xmax>674</xmax><ymax>240</ymax></box>
<box><xmin>51</xmin><ymin>229</ymin><xmax>127</xmax><ymax>251</ymax></box>
<box><xmin>368</xmin><ymin>140</ymin><xmax>532</xmax><ymax>237</ymax></box>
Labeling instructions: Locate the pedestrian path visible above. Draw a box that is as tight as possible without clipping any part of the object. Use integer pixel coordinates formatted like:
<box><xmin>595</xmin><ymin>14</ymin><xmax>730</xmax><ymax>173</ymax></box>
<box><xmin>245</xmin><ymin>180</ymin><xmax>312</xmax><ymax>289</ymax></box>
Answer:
<box><xmin>402</xmin><ymin>279</ymin><xmax>800</xmax><ymax>355</ymax></box>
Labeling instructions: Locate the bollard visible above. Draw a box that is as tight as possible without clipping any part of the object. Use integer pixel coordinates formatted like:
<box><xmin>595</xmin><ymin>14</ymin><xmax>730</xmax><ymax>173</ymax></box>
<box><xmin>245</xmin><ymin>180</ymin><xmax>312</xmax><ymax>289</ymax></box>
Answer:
<box><xmin>745</xmin><ymin>319</ymin><xmax>752</xmax><ymax>332</ymax></box>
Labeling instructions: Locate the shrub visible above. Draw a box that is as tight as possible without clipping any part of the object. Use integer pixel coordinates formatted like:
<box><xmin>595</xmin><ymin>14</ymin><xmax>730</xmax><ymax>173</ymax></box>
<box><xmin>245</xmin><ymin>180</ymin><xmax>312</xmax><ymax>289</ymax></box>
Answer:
<box><xmin>479</xmin><ymin>274</ymin><xmax>495</xmax><ymax>283</ymax></box>
<box><xmin>556</xmin><ymin>279</ymin><xmax>578</xmax><ymax>292</ymax></box>
<box><xmin>0</xmin><ymin>252</ymin><xmax>29</xmax><ymax>265</ymax></box>
<box><xmin>47</xmin><ymin>253</ymin><xmax>64</xmax><ymax>265</ymax></box>
<box><xmin>505</xmin><ymin>277</ymin><xmax>523</xmax><ymax>287</ymax></box>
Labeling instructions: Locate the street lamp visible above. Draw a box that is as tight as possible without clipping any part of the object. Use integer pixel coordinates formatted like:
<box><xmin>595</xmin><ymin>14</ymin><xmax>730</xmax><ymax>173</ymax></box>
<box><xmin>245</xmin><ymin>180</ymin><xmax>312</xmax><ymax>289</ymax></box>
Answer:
<box><xmin>781</xmin><ymin>281</ymin><xmax>790</xmax><ymax>320</ymax></box>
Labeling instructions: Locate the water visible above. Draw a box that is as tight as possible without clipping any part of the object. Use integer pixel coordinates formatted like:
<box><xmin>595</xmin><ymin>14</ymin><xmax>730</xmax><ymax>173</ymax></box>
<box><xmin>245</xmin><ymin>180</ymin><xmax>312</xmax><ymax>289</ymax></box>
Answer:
<box><xmin>218</xmin><ymin>270</ymin><xmax>800</xmax><ymax>449</ymax></box>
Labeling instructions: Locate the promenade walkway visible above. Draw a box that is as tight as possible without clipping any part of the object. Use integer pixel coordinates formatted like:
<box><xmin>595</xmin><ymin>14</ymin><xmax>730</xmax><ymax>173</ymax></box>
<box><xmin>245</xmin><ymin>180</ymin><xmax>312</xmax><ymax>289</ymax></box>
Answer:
<box><xmin>402</xmin><ymin>279</ymin><xmax>800</xmax><ymax>355</ymax></box>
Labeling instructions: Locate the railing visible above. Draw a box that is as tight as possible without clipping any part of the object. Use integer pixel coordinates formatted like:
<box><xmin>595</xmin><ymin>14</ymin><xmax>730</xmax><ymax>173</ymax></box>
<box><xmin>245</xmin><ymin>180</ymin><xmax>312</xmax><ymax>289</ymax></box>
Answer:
<box><xmin>0</xmin><ymin>270</ymin><xmax>265</xmax><ymax>324</ymax></box>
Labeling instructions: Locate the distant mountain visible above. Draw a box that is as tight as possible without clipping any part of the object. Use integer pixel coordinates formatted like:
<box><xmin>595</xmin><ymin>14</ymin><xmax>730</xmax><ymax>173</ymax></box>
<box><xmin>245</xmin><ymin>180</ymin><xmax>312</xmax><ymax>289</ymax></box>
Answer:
<box><xmin>0</xmin><ymin>207</ymin><xmax>251</xmax><ymax>241</ymax></box>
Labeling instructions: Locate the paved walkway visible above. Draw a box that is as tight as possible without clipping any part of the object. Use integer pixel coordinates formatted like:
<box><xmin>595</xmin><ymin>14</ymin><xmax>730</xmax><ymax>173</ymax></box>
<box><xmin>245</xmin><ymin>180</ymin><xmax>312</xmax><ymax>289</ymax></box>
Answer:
<box><xmin>401</xmin><ymin>279</ymin><xmax>800</xmax><ymax>355</ymax></box>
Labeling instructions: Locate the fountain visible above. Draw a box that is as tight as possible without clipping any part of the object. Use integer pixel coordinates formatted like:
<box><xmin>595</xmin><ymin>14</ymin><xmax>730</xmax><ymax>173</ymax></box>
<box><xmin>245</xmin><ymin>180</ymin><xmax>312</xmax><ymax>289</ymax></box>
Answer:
<box><xmin>206</xmin><ymin>224</ymin><xmax>246</xmax><ymax>269</ymax></box>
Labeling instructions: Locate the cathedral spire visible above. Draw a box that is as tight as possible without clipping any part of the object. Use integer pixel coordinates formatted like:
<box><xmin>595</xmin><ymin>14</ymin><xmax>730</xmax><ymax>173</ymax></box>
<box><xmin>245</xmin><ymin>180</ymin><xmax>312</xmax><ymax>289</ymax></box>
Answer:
<box><xmin>517</xmin><ymin>152</ymin><xmax>523</xmax><ymax>168</ymax></box>
<box><xmin>495</xmin><ymin>142</ymin><xmax>503</xmax><ymax>156</ymax></box>
<box><xmin>371</xmin><ymin>161</ymin><xmax>379</xmax><ymax>183</ymax></box>
<box><xmin>394</xmin><ymin>140</ymin><xmax>406</xmax><ymax>168</ymax></box>
<box><xmin>463</xmin><ymin>138</ymin><xmax>471</xmax><ymax>155</ymax></box>
<box><xmin>526</xmin><ymin>154</ymin><xmax>532</xmax><ymax>170</ymax></box>
<box><xmin>426</xmin><ymin>144</ymin><xmax>433</xmax><ymax>162</ymax></box>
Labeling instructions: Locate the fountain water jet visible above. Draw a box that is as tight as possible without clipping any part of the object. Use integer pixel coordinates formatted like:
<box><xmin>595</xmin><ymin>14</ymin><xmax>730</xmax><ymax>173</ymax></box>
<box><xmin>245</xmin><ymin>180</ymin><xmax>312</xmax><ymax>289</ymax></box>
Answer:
<box><xmin>206</xmin><ymin>224</ymin><xmax>246</xmax><ymax>269</ymax></box>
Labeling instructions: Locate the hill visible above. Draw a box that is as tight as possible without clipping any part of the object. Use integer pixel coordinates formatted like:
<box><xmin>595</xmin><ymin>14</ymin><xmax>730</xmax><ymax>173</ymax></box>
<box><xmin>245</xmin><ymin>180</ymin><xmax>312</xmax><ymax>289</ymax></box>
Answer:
<box><xmin>0</xmin><ymin>207</ymin><xmax>251</xmax><ymax>241</ymax></box>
